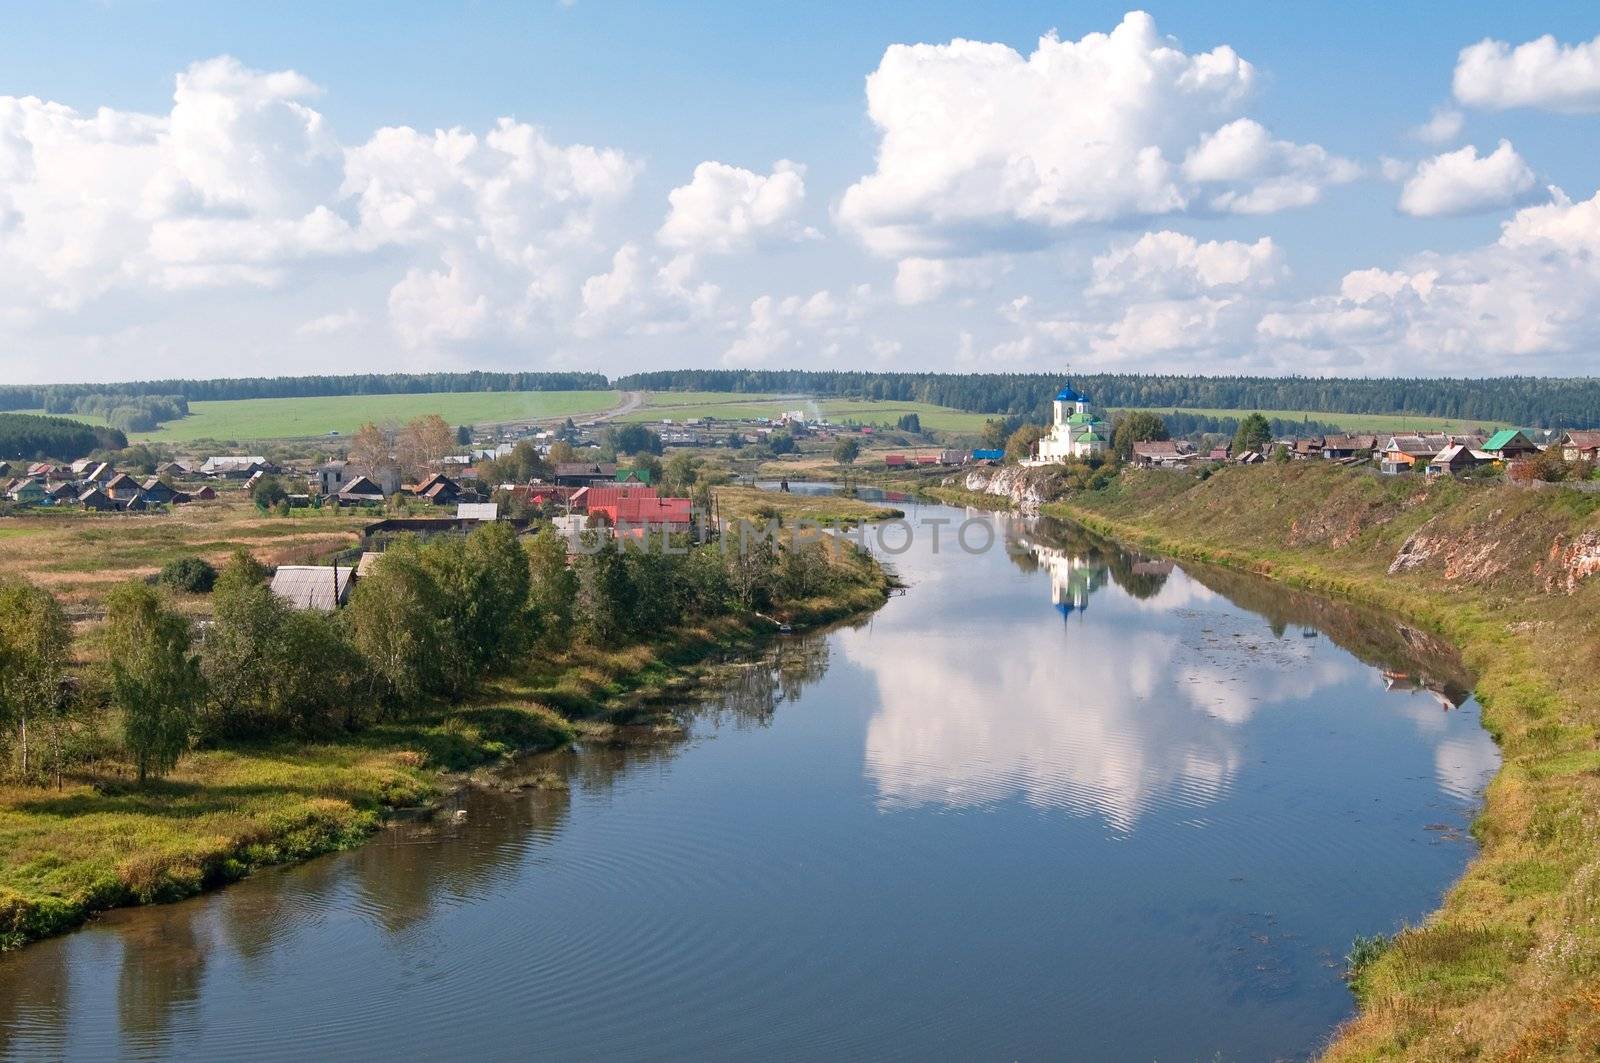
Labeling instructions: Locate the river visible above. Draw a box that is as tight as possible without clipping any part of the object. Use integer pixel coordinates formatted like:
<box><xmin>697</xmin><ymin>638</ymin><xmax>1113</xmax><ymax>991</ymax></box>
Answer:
<box><xmin>0</xmin><ymin>490</ymin><xmax>1499</xmax><ymax>1061</ymax></box>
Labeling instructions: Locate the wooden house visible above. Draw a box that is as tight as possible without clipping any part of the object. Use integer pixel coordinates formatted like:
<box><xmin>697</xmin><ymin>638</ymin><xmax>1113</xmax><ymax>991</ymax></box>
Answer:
<box><xmin>1482</xmin><ymin>429</ymin><xmax>1540</xmax><ymax>461</ymax></box>
<box><xmin>1560</xmin><ymin>430</ymin><xmax>1600</xmax><ymax>463</ymax></box>
<box><xmin>104</xmin><ymin>472</ymin><xmax>143</xmax><ymax>502</ymax></box>
<box><xmin>140</xmin><ymin>477</ymin><xmax>179</xmax><ymax>504</ymax></box>
<box><xmin>77</xmin><ymin>487</ymin><xmax>115</xmax><ymax>511</ymax></box>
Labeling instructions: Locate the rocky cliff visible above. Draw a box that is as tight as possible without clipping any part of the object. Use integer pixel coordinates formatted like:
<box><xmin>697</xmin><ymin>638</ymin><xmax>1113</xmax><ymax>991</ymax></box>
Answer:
<box><xmin>955</xmin><ymin>465</ymin><xmax>1062</xmax><ymax>511</ymax></box>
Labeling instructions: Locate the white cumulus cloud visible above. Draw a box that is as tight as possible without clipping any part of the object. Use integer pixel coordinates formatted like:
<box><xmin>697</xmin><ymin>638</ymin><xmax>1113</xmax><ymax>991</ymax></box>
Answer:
<box><xmin>1090</xmin><ymin>231</ymin><xmax>1284</xmax><ymax>297</ymax></box>
<box><xmin>1454</xmin><ymin>31</ymin><xmax>1600</xmax><ymax>113</ymax></box>
<box><xmin>1398</xmin><ymin>140</ymin><xmax>1537</xmax><ymax>217</ymax></box>
<box><xmin>657</xmin><ymin>159</ymin><xmax>812</xmax><ymax>254</ymax></box>
<box><xmin>1411</xmin><ymin>107</ymin><xmax>1464</xmax><ymax>145</ymax></box>
<box><xmin>839</xmin><ymin>12</ymin><xmax>1368</xmax><ymax>257</ymax></box>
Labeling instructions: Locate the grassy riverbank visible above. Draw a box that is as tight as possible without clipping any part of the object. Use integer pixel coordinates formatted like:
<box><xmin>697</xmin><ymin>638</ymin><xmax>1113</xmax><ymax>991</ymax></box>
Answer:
<box><xmin>1034</xmin><ymin>464</ymin><xmax>1600</xmax><ymax>1060</ymax></box>
<box><xmin>0</xmin><ymin>490</ymin><xmax>893</xmax><ymax>954</ymax></box>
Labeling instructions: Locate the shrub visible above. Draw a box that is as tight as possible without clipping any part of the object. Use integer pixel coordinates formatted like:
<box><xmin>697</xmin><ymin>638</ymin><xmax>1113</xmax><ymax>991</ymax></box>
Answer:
<box><xmin>158</xmin><ymin>556</ymin><xmax>217</xmax><ymax>594</ymax></box>
<box><xmin>1345</xmin><ymin>932</ymin><xmax>1391</xmax><ymax>982</ymax></box>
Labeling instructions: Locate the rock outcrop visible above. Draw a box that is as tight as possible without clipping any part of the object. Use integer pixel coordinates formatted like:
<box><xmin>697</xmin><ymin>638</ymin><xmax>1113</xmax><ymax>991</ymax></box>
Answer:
<box><xmin>957</xmin><ymin>465</ymin><xmax>1062</xmax><ymax>511</ymax></box>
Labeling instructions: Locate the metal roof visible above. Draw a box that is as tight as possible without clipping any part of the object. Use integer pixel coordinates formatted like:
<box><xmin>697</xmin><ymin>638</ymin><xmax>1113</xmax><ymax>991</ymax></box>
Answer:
<box><xmin>269</xmin><ymin>566</ymin><xmax>353</xmax><ymax>611</ymax></box>
<box><xmin>456</xmin><ymin>502</ymin><xmax>500</xmax><ymax>521</ymax></box>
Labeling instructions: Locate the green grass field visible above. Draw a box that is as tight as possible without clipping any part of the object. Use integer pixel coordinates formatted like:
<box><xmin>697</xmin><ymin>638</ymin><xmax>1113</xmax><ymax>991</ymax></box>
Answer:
<box><xmin>127</xmin><ymin>390</ymin><xmax>622</xmax><ymax>442</ymax></box>
<box><xmin>628</xmin><ymin>392</ymin><xmax>994</xmax><ymax>432</ymax></box>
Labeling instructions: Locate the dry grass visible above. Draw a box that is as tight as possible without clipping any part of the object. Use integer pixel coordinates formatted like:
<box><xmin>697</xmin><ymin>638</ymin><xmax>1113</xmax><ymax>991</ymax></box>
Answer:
<box><xmin>1043</xmin><ymin>464</ymin><xmax>1600</xmax><ymax>1060</ymax></box>
<box><xmin>0</xmin><ymin>497</ymin><xmax>363</xmax><ymax>611</ymax></box>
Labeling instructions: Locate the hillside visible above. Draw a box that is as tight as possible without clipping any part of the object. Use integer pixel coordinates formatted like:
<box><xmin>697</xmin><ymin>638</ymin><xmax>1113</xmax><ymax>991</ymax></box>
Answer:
<box><xmin>1012</xmin><ymin>465</ymin><xmax>1600</xmax><ymax>1059</ymax></box>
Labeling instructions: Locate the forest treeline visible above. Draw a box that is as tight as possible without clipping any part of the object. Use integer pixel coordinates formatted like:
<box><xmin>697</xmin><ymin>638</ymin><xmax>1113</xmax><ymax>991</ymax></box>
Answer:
<box><xmin>43</xmin><ymin>393</ymin><xmax>189</xmax><ymax>433</ymax></box>
<box><xmin>0</xmin><ymin>372</ymin><xmax>611</xmax><ymax>411</ymax></box>
<box><xmin>615</xmin><ymin>370</ymin><xmax>1600</xmax><ymax>427</ymax></box>
<box><xmin>0</xmin><ymin>414</ymin><xmax>127</xmax><ymax>462</ymax></box>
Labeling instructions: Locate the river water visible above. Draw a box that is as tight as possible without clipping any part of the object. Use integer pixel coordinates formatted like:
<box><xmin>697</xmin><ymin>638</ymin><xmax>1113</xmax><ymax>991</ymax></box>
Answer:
<box><xmin>0</xmin><ymin>492</ymin><xmax>1499</xmax><ymax>1061</ymax></box>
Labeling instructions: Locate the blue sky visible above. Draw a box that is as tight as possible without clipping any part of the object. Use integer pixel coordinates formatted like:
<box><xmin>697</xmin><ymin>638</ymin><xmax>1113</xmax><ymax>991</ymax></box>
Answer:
<box><xmin>3</xmin><ymin>2</ymin><xmax>1600</xmax><ymax>381</ymax></box>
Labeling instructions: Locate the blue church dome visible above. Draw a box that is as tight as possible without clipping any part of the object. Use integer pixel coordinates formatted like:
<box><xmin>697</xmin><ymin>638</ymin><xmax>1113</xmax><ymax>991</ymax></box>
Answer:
<box><xmin>1055</xmin><ymin>383</ymin><xmax>1085</xmax><ymax>403</ymax></box>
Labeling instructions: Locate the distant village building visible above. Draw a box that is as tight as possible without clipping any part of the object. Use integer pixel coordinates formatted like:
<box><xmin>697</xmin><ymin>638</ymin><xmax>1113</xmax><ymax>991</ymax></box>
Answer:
<box><xmin>1561</xmin><ymin>430</ymin><xmax>1600</xmax><ymax>463</ymax></box>
<box><xmin>1130</xmin><ymin>440</ymin><xmax>1196</xmax><ymax>468</ymax></box>
<box><xmin>1321</xmin><ymin>434</ymin><xmax>1377</xmax><ymax>460</ymax></box>
<box><xmin>1482</xmin><ymin>429</ymin><xmax>1540</xmax><ymax>461</ymax></box>
<box><xmin>77</xmin><ymin>487</ymin><xmax>115</xmax><ymax>511</ymax></box>
<box><xmin>554</xmin><ymin>462</ymin><xmax>618</xmax><ymax>486</ymax></box>
<box><xmin>1426</xmin><ymin>444</ymin><xmax>1488</xmax><ymax>478</ymax></box>
<box><xmin>1032</xmin><ymin>383</ymin><xmax>1108</xmax><ymax>464</ymax></box>
<box><xmin>202</xmin><ymin>456</ymin><xmax>275</xmax><ymax>479</ymax></box>
<box><xmin>314</xmin><ymin>460</ymin><xmax>351</xmax><ymax>496</ymax></box>
<box><xmin>337</xmin><ymin>476</ymin><xmax>387</xmax><ymax>505</ymax></box>
<box><xmin>104</xmin><ymin>472</ymin><xmax>142</xmax><ymax>502</ymax></box>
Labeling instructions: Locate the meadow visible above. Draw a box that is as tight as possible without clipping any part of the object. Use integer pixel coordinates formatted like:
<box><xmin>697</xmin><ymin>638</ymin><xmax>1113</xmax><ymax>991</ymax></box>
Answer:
<box><xmin>125</xmin><ymin>390</ymin><xmax>622</xmax><ymax>443</ymax></box>
<box><xmin>630</xmin><ymin>391</ymin><xmax>995</xmax><ymax>433</ymax></box>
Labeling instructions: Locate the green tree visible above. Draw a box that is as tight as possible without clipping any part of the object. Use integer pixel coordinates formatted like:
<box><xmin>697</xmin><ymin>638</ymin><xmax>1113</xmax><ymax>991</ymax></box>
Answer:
<box><xmin>574</xmin><ymin>543</ymin><xmax>636</xmax><ymax>647</ymax></box>
<box><xmin>726</xmin><ymin>431</ymin><xmax>745</xmax><ymax>450</ymax></box>
<box><xmin>607</xmin><ymin>423</ymin><xmax>663</xmax><ymax>457</ymax></box>
<box><xmin>251</xmin><ymin>474</ymin><xmax>289</xmax><ymax>509</ymax></box>
<box><xmin>104</xmin><ymin>582</ymin><xmax>203</xmax><ymax>783</ymax></box>
<box><xmin>768</xmin><ymin>431</ymin><xmax>796</xmax><ymax>455</ymax></box>
<box><xmin>1005</xmin><ymin>423</ymin><xmax>1046</xmax><ymax>463</ymax></box>
<box><xmin>547</xmin><ymin>440</ymin><xmax>577</xmax><ymax>465</ymax></box>
<box><xmin>1112</xmin><ymin>412</ymin><xmax>1169</xmax><ymax>461</ymax></box>
<box><xmin>896</xmin><ymin>412</ymin><xmax>922</xmax><ymax>433</ymax></box>
<box><xmin>527</xmin><ymin>529</ymin><xmax>577</xmax><ymax>648</ymax></box>
<box><xmin>0</xmin><ymin>579</ymin><xmax>71</xmax><ymax>778</ymax></box>
<box><xmin>665</xmin><ymin>451</ymin><xmax>702</xmax><ymax>493</ymax></box>
<box><xmin>832</xmin><ymin>437</ymin><xmax>861</xmax><ymax>465</ymax></box>
<box><xmin>1232</xmin><ymin>412</ymin><xmax>1273</xmax><ymax>454</ymax></box>
<box><xmin>343</xmin><ymin>541</ymin><xmax>443</xmax><ymax>711</ymax></box>
<box><xmin>158</xmin><ymin>556</ymin><xmax>217</xmax><ymax>594</ymax></box>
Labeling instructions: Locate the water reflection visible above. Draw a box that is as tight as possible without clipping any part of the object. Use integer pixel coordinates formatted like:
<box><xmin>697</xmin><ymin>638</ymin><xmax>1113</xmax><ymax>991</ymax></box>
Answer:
<box><xmin>852</xmin><ymin>510</ymin><xmax>1485</xmax><ymax>830</ymax></box>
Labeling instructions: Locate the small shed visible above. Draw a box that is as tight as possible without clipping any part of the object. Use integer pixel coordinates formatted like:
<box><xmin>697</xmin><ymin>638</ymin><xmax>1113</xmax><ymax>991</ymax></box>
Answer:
<box><xmin>269</xmin><ymin>565</ymin><xmax>354</xmax><ymax>611</ymax></box>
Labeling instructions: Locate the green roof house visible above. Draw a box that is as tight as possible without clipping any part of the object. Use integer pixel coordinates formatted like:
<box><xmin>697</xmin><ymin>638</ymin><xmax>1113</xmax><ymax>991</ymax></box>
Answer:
<box><xmin>1482</xmin><ymin>429</ymin><xmax>1539</xmax><ymax>459</ymax></box>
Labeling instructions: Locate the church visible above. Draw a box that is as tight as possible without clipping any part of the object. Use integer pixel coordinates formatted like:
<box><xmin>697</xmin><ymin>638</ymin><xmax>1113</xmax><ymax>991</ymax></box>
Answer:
<box><xmin>1030</xmin><ymin>382</ymin><xmax>1109</xmax><ymax>464</ymax></box>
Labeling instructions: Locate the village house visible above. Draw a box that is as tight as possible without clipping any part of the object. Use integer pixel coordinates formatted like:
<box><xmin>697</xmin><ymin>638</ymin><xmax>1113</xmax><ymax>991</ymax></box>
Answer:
<box><xmin>1289</xmin><ymin>437</ymin><xmax>1324</xmax><ymax>460</ymax></box>
<box><xmin>44</xmin><ymin>482</ymin><xmax>78</xmax><ymax>503</ymax></box>
<box><xmin>79</xmin><ymin>461</ymin><xmax>114</xmax><ymax>485</ymax></box>
<box><xmin>1482</xmin><ymin>429</ymin><xmax>1540</xmax><ymax>462</ymax></box>
<box><xmin>409</xmin><ymin>472</ymin><xmax>463</xmax><ymax>506</ymax></box>
<box><xmin>140</xmin><ymin>477</ymin><xmax>180</xmax><ymax>505</ymax></box>
<box><xmin>77</xmin><ymin>487</ymin><xmax>115</xmax><ymax>511</ymax></box>
<box><xmin>104</xmin><ymin>472</ymin><xmax>143</xmax><ymax>502</ymax></box>
<box><xmin>191</xmin><ymin>485</ymin><xmax>218</xmax><ymax>501</ymax></box>
<box><xmin>1321</xmin><ymin>434</ymin><xmax>1378</xmax><ymax>460</ymax></box>
<box><xmin>201</xmin><ymin>455</ymin><xmax>275</xmax><ymax>479</ymax></box>
<box><xmin>1561</xmin><ymin>430</ymin><xmax>1600</xmax><ymax>463</ymax></box>
<box><xmin>1130</xmin><ymin>440</ymin><xmax>1197</xmax><ymax>468</ymax></box>
<box><xmin>7</xmin><ymin>479</ymin><xmax>48</xmax><ymax>505</ymax></box>
<box><xmin>554</xmin><ymin>462</ymin><xmax>618</xmax><ymax>486</ymax></box>
<box><xmin>269</xmin><ymin>565</ymin><xmax>354</xmax><ymax>611</ymax></box>
<box><xmin>313</xmin><ymin>460</ymin><xmax>351</xmax><ymax>496</ymax></box>
<box><xmin>1380</xmin><ymin>434</ymin><xmax>1454</xmax><ymax>474</ymax></box>
<box><xmin>456</xmin><ymin>502</ymin><xmax>500</xmax><ymax>522</ymax></box>
<box><xmin>336</xmin><ymin>476</ymin><xmax>387</xmax><ymax>505</ymax></box>
<box><xmin>1426</xmin><ymin>444</ymin><xmax>1488</xmax><ymax>478</ymax></box>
